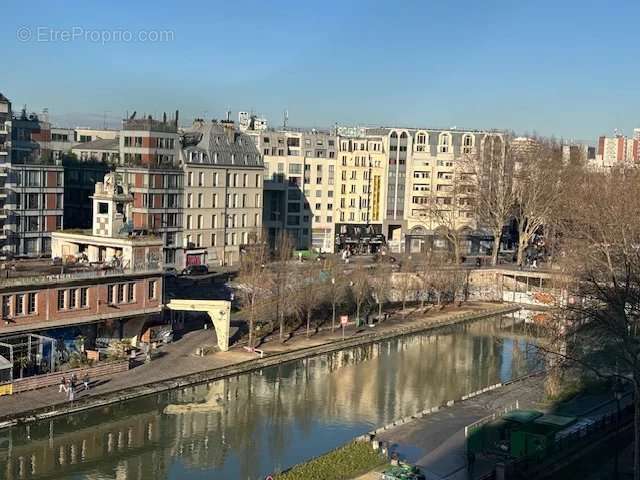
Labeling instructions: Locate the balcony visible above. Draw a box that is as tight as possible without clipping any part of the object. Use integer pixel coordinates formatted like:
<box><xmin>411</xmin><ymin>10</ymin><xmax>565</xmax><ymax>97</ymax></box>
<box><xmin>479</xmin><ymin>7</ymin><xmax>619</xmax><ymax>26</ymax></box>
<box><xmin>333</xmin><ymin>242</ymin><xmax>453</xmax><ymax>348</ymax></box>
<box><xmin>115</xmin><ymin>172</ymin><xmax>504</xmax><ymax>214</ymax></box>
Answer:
<box><xmin>0</xmin><ymin>262</ymin><xmax>162</xmax><ymax>289</ymax></box>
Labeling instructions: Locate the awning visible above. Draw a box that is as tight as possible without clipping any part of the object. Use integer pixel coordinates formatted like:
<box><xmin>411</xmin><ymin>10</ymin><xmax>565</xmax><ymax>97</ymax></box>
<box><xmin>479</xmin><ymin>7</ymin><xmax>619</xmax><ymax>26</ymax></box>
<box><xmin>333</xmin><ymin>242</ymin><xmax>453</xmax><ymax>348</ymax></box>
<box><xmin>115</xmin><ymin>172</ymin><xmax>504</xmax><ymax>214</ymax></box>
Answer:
<box><xmin>185</xmin><ymin>249</ymin><xmax>207</xmax><ymax>255</ymax></box>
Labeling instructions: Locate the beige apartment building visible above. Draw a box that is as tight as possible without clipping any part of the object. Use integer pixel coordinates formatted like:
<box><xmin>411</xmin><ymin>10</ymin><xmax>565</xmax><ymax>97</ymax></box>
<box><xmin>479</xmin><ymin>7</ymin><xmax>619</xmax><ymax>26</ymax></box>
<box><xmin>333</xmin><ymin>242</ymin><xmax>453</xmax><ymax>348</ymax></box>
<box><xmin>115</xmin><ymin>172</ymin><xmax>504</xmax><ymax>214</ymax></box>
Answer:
<box><xmin>180</xmin><ymin>119</ymin><xmax>263</xmax><ymax>267</ymax></box>
<box><xmin>250</xmin><ymin>129</ymin><xmax>337</xmax><ymax>252</ymax></box>
<box><xmin>365</xmin><ymin>128</ymin><xmax>506</xmax><ymax>255</ymax></box>
<box><xmin>335</xmin><ymin>134</ymin><xmax>387</xmax><ymax>253</ymax></box>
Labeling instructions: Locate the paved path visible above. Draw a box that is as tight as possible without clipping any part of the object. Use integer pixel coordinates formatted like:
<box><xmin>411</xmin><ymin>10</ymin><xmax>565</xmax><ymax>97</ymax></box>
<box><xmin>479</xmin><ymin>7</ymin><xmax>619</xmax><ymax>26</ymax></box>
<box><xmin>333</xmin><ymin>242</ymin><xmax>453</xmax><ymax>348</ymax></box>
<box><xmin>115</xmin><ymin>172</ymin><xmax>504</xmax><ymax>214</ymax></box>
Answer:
<box><xmin>0</xmin><ymin>302</ymin><xmax>510</xmax><ymax>422</ymax></box>
<box><xmin>374</xmin><ymin>375</ymin><xmax>548</xmax><ymax>480</ymax></box>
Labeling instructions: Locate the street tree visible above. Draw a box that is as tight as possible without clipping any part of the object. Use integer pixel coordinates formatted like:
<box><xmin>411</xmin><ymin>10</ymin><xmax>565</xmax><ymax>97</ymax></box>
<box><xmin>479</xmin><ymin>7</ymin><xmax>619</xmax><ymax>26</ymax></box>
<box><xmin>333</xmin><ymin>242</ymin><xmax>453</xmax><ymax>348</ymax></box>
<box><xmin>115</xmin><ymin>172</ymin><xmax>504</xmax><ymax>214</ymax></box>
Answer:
<box><xmin>272</xmin><ymin>230</ymin><xmax>295</xmax><ymax>342</ymax></box>
<box><xmin>236</xmin><ymin>241</ymin><xmax>270</xmax><ymax>350</ymax></box>
<box><xmin>541</xmin><ymin>167</ymin><xmax>640</xmax><ymax>479</ymax></box>
<box><xmin>350</xmin><ymin>265</ymin><xmax>371</xmax><ymax>327</ymax></box>
<box><xmin>325</xmin><ymin>257</ymin><xmax>347</xmax><ymax>331</ymax></box>
<box><xmin>512</xmin><ymin>138</ymin><xmax>564</xmax><ymax>266</ymax></box>
<box><xmin>461</xmin><ymin>134</ymin><xmax>515</xmax><ymax>265</ymax></box>
<box><xmin>371</xmin><ymin>263</ymin><xmax>392</xmax><ymax>321</ymax></box>
<box><xmin>298</xmin><ymin>261</ymin><xmax>326</xmax><ymax>337</ymax></box>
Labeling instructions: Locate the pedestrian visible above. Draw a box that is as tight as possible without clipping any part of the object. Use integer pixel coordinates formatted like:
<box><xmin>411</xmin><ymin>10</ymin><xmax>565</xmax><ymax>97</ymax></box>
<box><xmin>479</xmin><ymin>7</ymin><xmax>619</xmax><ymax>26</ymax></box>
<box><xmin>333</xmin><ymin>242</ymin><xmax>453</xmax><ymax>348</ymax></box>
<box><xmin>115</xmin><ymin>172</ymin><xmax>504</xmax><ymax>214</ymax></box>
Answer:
<box><xmin>68</xmin><ymin>385</ymin><xmax>75</xmax><ymax>401</ymax></box>
<box><xmin>70</xmin><ymin>373</ymin><xmax>77</xmax><ymax>392</ymax></box>
<box><xmin>83</xmin><ymin>372</ymin><xmax>90</xmax><ymax>391</ymax></box>
<box><xmin>59</xmin><ymin>376</ymin><xmax>67</xmax><ymax>393</ymax></box>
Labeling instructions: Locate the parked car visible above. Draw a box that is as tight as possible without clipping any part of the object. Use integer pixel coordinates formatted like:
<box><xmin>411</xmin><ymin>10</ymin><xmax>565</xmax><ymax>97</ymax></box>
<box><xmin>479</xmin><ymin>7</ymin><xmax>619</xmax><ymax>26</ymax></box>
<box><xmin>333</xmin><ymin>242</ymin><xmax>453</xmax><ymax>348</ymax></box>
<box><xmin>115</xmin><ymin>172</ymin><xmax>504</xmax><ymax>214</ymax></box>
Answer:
<box><xmin>182</xmin><ymin>264</ymin><xmax>209</xmax><ymax>276</ymax></box>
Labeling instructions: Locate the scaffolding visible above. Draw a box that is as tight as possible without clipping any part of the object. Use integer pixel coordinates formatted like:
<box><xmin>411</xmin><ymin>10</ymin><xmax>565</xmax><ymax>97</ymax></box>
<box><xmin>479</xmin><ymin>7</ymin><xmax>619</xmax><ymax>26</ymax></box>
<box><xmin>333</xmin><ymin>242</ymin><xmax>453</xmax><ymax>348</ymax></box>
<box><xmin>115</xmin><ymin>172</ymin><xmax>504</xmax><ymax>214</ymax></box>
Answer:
<box><xmin>0</xmin><ymin>333</ymin><xmax>56</xmax><ymax>383</ymax></box>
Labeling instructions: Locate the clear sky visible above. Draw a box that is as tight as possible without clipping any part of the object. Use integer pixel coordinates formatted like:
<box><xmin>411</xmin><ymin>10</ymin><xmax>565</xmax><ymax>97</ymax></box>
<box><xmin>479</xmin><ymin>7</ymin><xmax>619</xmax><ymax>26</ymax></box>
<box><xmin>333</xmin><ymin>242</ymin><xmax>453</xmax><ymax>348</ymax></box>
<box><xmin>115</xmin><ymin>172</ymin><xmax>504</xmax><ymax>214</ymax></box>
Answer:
<box><xmin>1</xmin><ymin>0</ymin><xmax>638</xmax><ymax>142</ymax></box>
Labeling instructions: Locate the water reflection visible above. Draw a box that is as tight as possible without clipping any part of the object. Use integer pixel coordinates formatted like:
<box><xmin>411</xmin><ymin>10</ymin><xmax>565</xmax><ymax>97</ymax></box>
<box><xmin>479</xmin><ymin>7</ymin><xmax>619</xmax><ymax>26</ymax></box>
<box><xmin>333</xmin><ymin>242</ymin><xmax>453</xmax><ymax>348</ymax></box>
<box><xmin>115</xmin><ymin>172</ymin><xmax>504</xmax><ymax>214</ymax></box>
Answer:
<box><xmin>0</xmin><ymin>314</ymin><xmax>541</xmax><ymax>480</ymax></box>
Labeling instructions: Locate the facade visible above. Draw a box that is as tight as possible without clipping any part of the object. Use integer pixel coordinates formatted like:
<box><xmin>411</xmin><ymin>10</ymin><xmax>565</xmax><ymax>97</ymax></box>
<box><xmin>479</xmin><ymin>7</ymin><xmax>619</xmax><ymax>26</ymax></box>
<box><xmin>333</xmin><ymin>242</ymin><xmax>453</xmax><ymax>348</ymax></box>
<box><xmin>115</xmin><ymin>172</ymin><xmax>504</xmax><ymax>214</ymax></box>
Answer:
<box><xmin>0</xmin><ymin>95</ymin><xmax>11</xmax><ymax>253</ymax></box>
<box><xmin>335</xmin><ymin>134</ymin><xmax>387</xmax><ymax>253</ymax></box>
<box><xmin>3</xmin><ymin>110</ymin><xmax>64</xmax><ymax>257</ymax></box>
<box><xmin>365</xmin><ymin>127</ymin><xmax>506</xmax><ymax>254</ymax></box>
<box><xmin>1</xmin><ymin>173</ymin><xmax>163</xmax><ymax>345</ymax></box>
<box><xmin>596</xmin><ymin>133</ymin><xmax>639</xmax><ymax>168</ymax></box>
<box><xmin>252</xmin><ymin>129</ymin><xmax>337</xmax><ymax>251</ymax></box>
<box><xmin>50</xmin><ymin>127</ymin><xmax>75</xmax><ymax>160</ymax></box>
<box><xmin>71</xmin><ymin>137</ymin><xmax>120</xmax><ymax>163</ymax></box>
<box><xmin>74</xmin><ymin>127</ymin><xmax>119</xmax><ymax>143</ymax></box>
<box><xmin>117</xmin><ymin>114</ymin><xmax>183</xmax><ymax>268</ymax></box>
<box><xmin>179</xmin><ymin>119</ymin><xmax>263</xmax><ymax>267</ymax></box>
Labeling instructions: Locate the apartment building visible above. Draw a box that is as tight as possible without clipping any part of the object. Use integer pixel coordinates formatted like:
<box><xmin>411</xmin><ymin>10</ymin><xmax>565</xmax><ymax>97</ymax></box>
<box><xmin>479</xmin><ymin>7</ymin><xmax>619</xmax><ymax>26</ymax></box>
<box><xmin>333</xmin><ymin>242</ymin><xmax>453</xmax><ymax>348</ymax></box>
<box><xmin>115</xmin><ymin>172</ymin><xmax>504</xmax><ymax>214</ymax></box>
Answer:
<box><xmin>596</xmin><ymin>133</ymin><xmax>639</xmax><ymax>168</ymax></box>
<box><xmin>0</xmin><ymin>95</ymin><xmax>11</xmax><ymax>253</ymax></box>
<box><xmin>3</xmin><ymin>110</ymin><xmax>64</xmax><ymax>257</ymax></box>
<box><xmin>50</xmin><ymin>127</ymin><xmax>75</xmax><ymax>160</ymax></box>
<box><xmin>1</xmin><ymin>174</ymin><xmax>163</xmax><ymax>350</ymax></box>
<box><xmin>116</xmin><ymin>114</ymin><xmax>183</xmax><ymax>268</ymax></box>
<box><xmin>251</xmin><ymin>129</ymin><xmax>337</xmax><ymax>251</ymax></box>
<box><xmin>179</xmin><ymin>119</ymin><xmax>263</xmax><ymax>267</ymax></box>
<box><xmin>75</xmin><ymin>127</ymin><xmax>119</xmax><ymax>143</ymax></box>
<box><xmin>365</xmin><ymin>128</ymin><xmax>506</xmax><ymax>254</ymax></box>
<box><xmin>335</xmin><ymin>134</ymin><xmax>387</xmax><ymax>253</ymax></box>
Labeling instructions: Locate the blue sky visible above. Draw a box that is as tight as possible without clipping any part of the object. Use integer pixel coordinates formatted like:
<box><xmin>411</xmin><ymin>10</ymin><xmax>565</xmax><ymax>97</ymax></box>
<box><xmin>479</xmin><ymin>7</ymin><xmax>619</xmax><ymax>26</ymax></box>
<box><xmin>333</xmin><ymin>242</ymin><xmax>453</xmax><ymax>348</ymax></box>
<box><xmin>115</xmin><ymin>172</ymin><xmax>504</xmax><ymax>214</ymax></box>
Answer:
<box><xmin>1</xmin><ymin>0</ymin><xmax>639</xmax><ymax>142</ymax></box>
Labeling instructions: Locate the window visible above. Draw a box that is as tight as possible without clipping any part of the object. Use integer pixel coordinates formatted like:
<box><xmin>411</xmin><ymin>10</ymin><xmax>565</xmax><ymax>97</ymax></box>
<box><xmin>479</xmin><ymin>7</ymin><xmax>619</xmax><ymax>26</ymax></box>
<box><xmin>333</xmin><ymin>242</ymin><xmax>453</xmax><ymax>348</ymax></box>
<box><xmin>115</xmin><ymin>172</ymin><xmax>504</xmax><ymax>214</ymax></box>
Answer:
<box><xmin>197</xmin><ymin>193</ymin><xmax>203</xmax><ymax>208</ymax></box>
<box><xmin>213</xmin><ymin>172</ymin><xmax>218</xmax><ymax>186</ymax></box>
<box><xmin>186</xmin><ymin>215</ymin><xmax>192</xmax><ymax>229</ymax></box>
<box><xmin>69</xmin><ymin>289</ymin><xmax>77</xmax><ymax>309</ymax></box>
<box><xmin>289</xmin><ymin>164</ymin><xmax>302</xmax><ymax>174</ymax></box>
<box><xmin>187</xmin><ymin>172</ymin><xmax>193</xmax><ymax>186</ymax></box>
<box><xmin>198</xmin><ymin>172</ymin><xmax>204</xmax><ymax>186</ymax></box>
<box><xmin>107</xmin><ymin>285</ymin><xmax>114</xmax><ymax>304</ymax></box>
<box><xmin>117</xmin><ymin>284</ymin><xmax>125</xmax><ymax>303</ymax></box>
<box><xmin>197</xmin><ymin>215</ymin><xmax>203</xmax><ymax>229</ymax></box>
<box><xmin>438</xmin><ymin>133</ymin><xmax>452</xmax><ymax>153</ymax></box>
<box><xmin>80</xmin><ymin>288</ymin><xmax>88</xmax><ymax>308</ymax></box>
<box><xmin>211</xmin><ymin>233</ymin><xmax>217</xmax><ymax>246</ymax></box>
<box><xmin>127</xmin><ymin>283</ymin><xmax>135</xmax><ymax>303</ymax></box>
<box><xmin>14</xmin><ymin>294</ymin><xmax>24</xmax><ymax>316</ymax></box>
<box><xmin>57</xmin><ymin>290</ymin><xmax>66</xmax><ymax>310</ymax></box>
<box><xmin>2</xmin><ymin>296</ymin><xmax>10</xmax><ymax>318</ymax></box>
<box><xmin>243</xmin><ymin>174</ymin><xmax>248</xmax><ymax>187</ymax></box>
<box><xmin>211</xmin><ymin>214</ymin><xmax>217</xmax><ymax>228</ymax></box>
<box><xmin>148</xmin><ymin>280</ymin><xmax>157</xmax><ymax>300</ymax></box>
<box><xmin>212</xmin><ymin>193</ymin><xmax>218</xmax><ymax>208</ymax></box>
<box><xmin>197</xmin><ymin>233</ymin><xmax>202</xmax><ymax>247</ymax></box>
<box><xmin>255</xmin><ymin>213</ymin><xmax>260</xmax><ymax>226</ymax></box>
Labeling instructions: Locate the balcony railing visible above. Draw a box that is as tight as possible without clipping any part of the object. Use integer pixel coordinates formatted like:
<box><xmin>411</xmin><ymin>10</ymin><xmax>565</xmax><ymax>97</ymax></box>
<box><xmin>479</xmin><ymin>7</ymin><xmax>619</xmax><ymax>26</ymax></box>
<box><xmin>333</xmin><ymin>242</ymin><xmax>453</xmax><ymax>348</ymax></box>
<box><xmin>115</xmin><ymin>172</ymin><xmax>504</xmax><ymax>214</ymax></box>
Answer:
<box><xmin>0</xmin><ymin>263</ymin><xmax>162</xmax><ymax>288</ymax></box>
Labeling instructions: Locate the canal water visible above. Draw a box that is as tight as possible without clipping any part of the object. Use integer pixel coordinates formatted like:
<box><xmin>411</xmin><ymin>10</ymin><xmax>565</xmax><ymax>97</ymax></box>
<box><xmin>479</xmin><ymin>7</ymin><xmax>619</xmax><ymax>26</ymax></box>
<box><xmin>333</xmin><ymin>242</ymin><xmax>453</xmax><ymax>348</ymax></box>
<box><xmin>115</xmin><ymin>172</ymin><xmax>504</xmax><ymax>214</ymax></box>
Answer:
<box><xmin>0</xmin><ymin>315</ymin><xmax>540</xmax><ymax>480</ymax></box>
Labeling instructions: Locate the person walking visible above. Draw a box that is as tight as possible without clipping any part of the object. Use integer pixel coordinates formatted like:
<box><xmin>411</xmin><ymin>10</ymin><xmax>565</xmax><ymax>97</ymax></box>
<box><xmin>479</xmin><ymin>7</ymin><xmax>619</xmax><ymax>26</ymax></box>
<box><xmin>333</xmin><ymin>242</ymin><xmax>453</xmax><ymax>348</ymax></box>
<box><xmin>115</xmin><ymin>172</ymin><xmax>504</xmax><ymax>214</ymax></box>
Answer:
<box><xmin>83</xmin><ymin>372</ymin><xmax>90</xmax><ymax>391</ymax></box>
<box><xmin>59</xmin><ymin>376</ymin><xmax>67</xmax><ymax>393</ymax></box>
<box><xmin>70</xmin><ymin>373</ymin><xmax>77</xmax><ymax>392</ymax></box>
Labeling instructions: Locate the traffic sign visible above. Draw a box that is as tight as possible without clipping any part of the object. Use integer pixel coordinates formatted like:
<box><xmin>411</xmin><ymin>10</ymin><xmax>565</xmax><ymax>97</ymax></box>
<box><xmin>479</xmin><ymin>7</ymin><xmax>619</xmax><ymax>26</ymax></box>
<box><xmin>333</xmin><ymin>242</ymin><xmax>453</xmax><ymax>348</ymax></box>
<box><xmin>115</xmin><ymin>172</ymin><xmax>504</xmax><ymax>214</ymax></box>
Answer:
<box><xmin>340</xmin><ymin>315</ymin><xmax>348</xmax><ymax>326</ymax></box>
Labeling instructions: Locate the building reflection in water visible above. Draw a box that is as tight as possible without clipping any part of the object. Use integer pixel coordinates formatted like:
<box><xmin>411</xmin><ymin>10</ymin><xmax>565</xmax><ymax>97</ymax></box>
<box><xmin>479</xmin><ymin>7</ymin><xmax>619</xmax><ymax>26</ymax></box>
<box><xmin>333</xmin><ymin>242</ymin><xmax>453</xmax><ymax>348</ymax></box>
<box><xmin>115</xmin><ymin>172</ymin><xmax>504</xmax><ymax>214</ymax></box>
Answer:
<box><xmin>0</xmin><ymin>314</ymin><xmax>541</xmax><ymax>480</ymax></box>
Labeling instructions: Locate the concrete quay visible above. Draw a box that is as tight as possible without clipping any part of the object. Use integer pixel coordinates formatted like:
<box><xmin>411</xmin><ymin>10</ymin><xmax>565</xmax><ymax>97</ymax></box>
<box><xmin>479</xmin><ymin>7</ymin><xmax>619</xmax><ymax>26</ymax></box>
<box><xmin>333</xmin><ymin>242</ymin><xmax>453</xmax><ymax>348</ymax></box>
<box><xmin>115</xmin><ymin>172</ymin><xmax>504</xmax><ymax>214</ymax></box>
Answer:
<box><xmin>0</xmin><ymin>302</ymin><xmax>519</xmax><ymax>430</ymax></box>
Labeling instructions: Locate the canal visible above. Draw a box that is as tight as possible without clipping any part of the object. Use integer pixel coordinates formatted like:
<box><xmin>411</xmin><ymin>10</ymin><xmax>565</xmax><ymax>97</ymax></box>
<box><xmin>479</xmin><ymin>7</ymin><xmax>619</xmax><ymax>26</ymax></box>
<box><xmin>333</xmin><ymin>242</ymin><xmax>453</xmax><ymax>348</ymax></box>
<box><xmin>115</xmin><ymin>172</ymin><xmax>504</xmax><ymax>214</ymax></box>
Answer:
<box><xmin>0</xmin><ymin>314</ymin><xmax>541</xmax><ymax>480</ymax></box>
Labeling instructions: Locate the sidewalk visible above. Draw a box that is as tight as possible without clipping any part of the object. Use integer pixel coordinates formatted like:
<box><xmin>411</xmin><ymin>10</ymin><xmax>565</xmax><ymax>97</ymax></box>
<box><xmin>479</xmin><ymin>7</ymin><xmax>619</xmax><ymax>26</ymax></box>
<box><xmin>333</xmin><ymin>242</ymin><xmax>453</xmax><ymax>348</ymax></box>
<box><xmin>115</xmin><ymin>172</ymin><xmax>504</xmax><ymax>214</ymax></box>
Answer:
<box><xmin>0</xmin><ymin>301</ymin><xmax>516</xmax><ymax>426</ymax></box>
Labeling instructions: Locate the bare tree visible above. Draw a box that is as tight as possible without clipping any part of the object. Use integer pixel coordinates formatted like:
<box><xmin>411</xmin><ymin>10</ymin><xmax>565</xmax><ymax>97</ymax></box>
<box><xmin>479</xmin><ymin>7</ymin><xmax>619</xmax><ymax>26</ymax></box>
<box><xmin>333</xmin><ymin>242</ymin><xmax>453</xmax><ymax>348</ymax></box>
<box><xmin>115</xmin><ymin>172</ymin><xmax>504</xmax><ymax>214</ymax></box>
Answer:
<box><xmin>272</xmin><ymin>231</ymin><xmax>295</xmax><ymax>342</ymax></box>
<box><xmin>394</xmin><ymin>262</ymin><xmax>417</xmax><ymax>315</ymax></box>
<box><xmin>236</xmin><ymin>242</ymin><xmax>269</xmax><ymax>350</ymax></box>
<box><xmin>297</xmin><ymin>261</ymin><xmax>326</xmax><ymax>337</ymax></box>
<box><xmin>325</xmin><ymin>257</ymin><xmax>346</xmax><ymax>331</ymax></box>
<box><xmin>542</xmin><ymin>167</ymin><xmax>640</xmax><ymax>479</ymax></box>
<box><xmin>371</xmin><ymin>263</ymin><xmax>392</xmax><ymax>320</ymax></box>
<box><xmin>512</xmin><ymin>138</ymin><xmax>564</xmax><ymax>266</ymax></box>
<box><xmin>461</xmin><ymin>134</ymin><xmax>515</xmax><ymax>265</ymax></box>
<box><xmin>350</xmin><ymin>266</ymin><xmax>371</xmax><ymax>327</ymax></box>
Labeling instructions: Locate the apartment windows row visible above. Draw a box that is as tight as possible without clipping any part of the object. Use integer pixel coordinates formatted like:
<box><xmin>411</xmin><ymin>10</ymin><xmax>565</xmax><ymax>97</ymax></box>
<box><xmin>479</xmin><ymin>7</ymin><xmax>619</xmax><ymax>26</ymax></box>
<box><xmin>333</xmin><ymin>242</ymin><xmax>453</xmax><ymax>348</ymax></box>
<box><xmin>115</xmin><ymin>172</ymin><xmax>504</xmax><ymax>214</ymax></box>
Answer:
<box><xmin>18</xmin><ymin>215</ymin><xmax>63</xmax><ymax>232</ymax></box>
<box><xmin>56</xmin><ymin>287</ymin><xmax>90</xmax><ymax>311</ymax></box>
<box><xmin>140</xmin><ymin>193</ymin><xmax>181</xmax><ymax>209</ymax></box>
<box><xmin>15</xmin><ymin>193</ymin><xmax>63</xmax><ymax>210</ymax></box>
<box><xmin>313</xmin><ymin>215</ymin><xmax>334</xmax><ymax>223</ymax></box>
<box><xmin>14</xmin><ymin>170</ymin><xmax>63</xmax><ymax>188</ymax></box>
<box><xmin>130</xmin><ymin>173</ymin><xmax>182</xmax><ymax>189</ymax></box>
<box><xmin>1</xmin><ymin>292</ymin><xmax>37</xmax><ymax>318</ymax></box>
<box><xmin>313</xmin><ymin>202</ymin><xmax>334</xmax><ymax>211</ymax></box>
<box><xmin>185</xmin><ymin>231</ymin><xmax>252</xmax><ymax>248</ymax></box>
<box><xmin>186</xmin><ymin>213</ymin><xmax>261</xmax><ymax>230</ymax></box>
<box><xmin>106</xmin><ymin>282</ymin><xmax>137</xmax><ymax>305</ymax></box>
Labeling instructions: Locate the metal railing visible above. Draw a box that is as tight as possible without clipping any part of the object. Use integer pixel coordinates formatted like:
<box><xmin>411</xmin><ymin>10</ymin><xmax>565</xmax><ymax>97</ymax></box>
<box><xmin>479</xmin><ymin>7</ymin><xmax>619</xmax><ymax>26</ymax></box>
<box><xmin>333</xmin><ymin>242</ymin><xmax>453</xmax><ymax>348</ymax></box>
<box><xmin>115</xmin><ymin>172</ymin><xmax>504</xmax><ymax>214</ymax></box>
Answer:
<box><xmin>0</xmin><ymin>264</ymin><xmax>162</xmax><ymax>288</ymax></box>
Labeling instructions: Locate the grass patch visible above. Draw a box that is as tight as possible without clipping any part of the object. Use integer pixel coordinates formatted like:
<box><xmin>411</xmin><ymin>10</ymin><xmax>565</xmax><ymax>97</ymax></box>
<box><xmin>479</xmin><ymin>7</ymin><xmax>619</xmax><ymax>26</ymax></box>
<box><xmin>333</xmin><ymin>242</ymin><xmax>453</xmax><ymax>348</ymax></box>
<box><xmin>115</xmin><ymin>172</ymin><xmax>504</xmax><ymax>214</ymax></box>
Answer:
<box><xmin>274</xmin><ymin>441</ymin><xmax>387</xmax><ymax>480</ymax></box>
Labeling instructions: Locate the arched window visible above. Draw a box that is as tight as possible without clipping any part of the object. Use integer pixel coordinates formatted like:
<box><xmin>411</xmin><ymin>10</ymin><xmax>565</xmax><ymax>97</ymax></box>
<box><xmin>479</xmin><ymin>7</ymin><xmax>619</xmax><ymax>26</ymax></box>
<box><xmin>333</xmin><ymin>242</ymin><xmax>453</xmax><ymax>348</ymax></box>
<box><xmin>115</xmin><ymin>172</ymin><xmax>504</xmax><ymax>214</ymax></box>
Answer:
<box><xmin>415</xmin><ymin>131</ymin><xmax>428</xmax><ymax>152</ymax></box>
<box><xmin>438</xmin><ymin>132</ymin><xmax>452</xmax><ymax>153</ymax></box>
<box><xmin>462</xmin><ymin>134</ymin><xmax>474</xmax><ymax>154</ymax></box>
